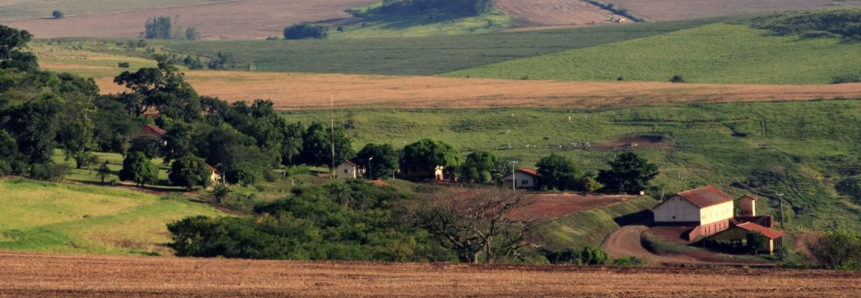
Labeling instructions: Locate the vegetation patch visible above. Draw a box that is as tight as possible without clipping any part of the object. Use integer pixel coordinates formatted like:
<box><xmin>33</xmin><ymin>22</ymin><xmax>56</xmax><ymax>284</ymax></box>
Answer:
<box><xmin>743</xmin><ymin>8</ymin><xmax>861</xmax><ymax>42</ymax></box>
<box><xmin>540</xmin><ymin>196</ymin><xmax>658</xmax><ymax>250</ymax></box>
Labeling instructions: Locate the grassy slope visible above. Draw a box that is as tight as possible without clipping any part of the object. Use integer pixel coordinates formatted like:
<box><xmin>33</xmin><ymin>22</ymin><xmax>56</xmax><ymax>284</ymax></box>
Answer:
<box><xmin>150</xmin><ymin>18</ymin><xmax>720</xmax><ymax>76</ymax></box>
<box><xmin>283</xmin><ymin>99</ymin><xmax>861</xmax><ymax>231</ymax></box>
<box><xmin>0</xmin><ymin>179</ymin><xmax>222</xmax><ymax>255</ymax></box>
<box><xmin>0</xmin><ymin>0</ymin><xmax>234</xmax><ymax>21</ymax></box>
<box><xmin>448</xmin><ymin>23</ymin><xmax>861</xmax><ymax>84</ymax></box>
<box><xmin>332</xmin><ymin>2</ymin><xmax>514</xmax><ymax>39</ymax></box>
<box><xmin>542</xmin><ymin>196</ymin><xmax>658</xmax><ymax>250</ymax></box>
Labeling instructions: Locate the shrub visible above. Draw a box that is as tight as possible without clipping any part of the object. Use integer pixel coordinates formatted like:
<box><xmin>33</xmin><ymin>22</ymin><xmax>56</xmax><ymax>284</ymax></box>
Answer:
<box><xmin>52</xmin><ymin>10</ymin><xmax>64</xmax><ymax>19</ymax></box>
<box><xmin>283</xmin><ymin>23</ymin><xmax>329</xmax><ymax>40</ymax></box>
<box><xmin>0</xmin><ymin>160</ymin><xmax>11</xmax><ymax>176</ymax></box>
<box><xmin>118</xmin><ymin>62</ymin><xmax>130</xmax><ymax>68</ymax></box>
<box><xmin>612</xmin><ymin>256</ymin><xmax>647</xmax><ymax>266</ymax></box>
<box><xmin>670</xmin><ymin>75</ymin><xmax>685</xmax><ymax>83</ymax></box>
<box><xmin>808</xmin><ymin>230</ymin><xmax>861</xmax><ymax>270</ymax></box>
<box><xmin>29</xmin><ymin>164</ymin><xmax>66</xmax><ymax>181</ymax></box>
<box><xmin>832</xmin><ymin>75</ymin><xmax>861</xmax><ymax>84</ymax></box>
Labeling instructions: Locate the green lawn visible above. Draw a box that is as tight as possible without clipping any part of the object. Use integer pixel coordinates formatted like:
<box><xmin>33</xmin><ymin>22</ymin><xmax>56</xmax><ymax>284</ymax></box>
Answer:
<box><xmin>282</xmin><ymin>99</ymin><xmax>861</xmax><ymax>231</ymax></box>
<box><xmin>149</xmin><ymin>18</ymin><xmax>721</xmax><ymax>76</ymax></box>
<box><xmin>0</xmin><ymin>0</ymin><xmax>236</xmax><ymax>21</ymax></box>
<box><xmin>447</xmin><ymin>23</ymin><xmax>861</xmax><ymax>84</ymax></box>
<box><xmin>0</xmin><ymin>179</ymin><xmax>222</xmax><ymax>255</ymax></box>
<box><xmin>542</xmin><ymin>196</ymin><xmax>658</xmax><ymax>250</ymax></box>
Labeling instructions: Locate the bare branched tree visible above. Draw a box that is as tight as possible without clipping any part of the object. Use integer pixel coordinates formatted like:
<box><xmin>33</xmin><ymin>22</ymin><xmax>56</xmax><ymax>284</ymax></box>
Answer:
<box><xmin>410</xmin><ymin>189</ymin><xmax>538</xmax><ymax>264</ymax></box>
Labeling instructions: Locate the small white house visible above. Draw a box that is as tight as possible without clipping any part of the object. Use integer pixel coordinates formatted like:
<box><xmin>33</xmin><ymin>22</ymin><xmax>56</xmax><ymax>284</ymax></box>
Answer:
<box><xmin>503</xmin><ymin>169</ymin><xmax>541</xmax><ymax>190</ymax></box>
<box><xmin>739</xmin><ymin>194</ymin><xmax>756</xmax><ymax>216</ymax></box>
<box><xmin>653</xmin><ymin>186</ymin><xmax>735</xmax><ymax>237</ymax></box>
<box><xmin>336</xmin><ymin>161</ymin><xmax>359</xmax><ymax>179</ymax></box>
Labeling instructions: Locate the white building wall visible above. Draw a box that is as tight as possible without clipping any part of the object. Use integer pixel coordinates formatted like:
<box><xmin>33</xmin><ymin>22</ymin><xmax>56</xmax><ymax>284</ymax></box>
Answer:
<box><xmin>699</xmin><ymin>201</ymin><xmax>734</xmax><ymax>225</ymax></box>
<box><xmin>502</xmin><ymin>172</ymin><xmax>538</xmax><ymax>189</ymax></box>
<box><xmin>336</xmin><ymin>163</ymin><xmax>357</xmax><ymax>179</ymax></box>
<box><xmin>654</xmin><ymin>195</ymin><xmax>701</xmax><ymax>223</ymax></box>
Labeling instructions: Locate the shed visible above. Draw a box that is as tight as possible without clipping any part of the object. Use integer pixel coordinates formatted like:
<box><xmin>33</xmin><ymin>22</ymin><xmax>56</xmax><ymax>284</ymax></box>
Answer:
<box><xmin>336</xmin><ymin>160</ymin><xmax>359</xmax><ymax>179</ymax></box>
<box><xmin>502</xmin><ymin>169</ymin><xmax>541</xmax><ymax>190</ymax></box>
<box><xmin>705</xmin><ymin>222</ymin><xmax>784</xmax><ymax>254</ymax></box>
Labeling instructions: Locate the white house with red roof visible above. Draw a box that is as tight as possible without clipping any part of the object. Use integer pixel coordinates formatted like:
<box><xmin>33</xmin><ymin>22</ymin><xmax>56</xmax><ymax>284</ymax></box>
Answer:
<box><xmin>503</xmin><ymin>169</ymin><xmax>541</xmax><ymax>190</ymax></box>
<box><xmin>336</xmin><ymin>160</ymin><xmax>360</xmax><ymax>179</ymax></box>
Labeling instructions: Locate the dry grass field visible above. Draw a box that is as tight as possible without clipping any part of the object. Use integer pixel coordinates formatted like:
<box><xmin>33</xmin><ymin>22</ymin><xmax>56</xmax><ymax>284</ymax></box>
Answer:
<box><xmin>1</xmin><ymin>251</ymin><xmax>859</xmax><ymax>297</ymax></box>
<box><xmin>609</xmin><ymin>0</ymin><xmax>861</xmax><ymax>21</ymax></box>
<box><xmin>0</xmin><ymin>0</ymin><xmax>377</xmax><ymax>40</ymax></box>
<box><xmin>497</xmin><ymin>0</ymin><xmax>624</xmax><ymax>26</ymax></box>
<box><xmin>85</xmin><ymin>71</ymin><xmax>861</xmax><ymax>110</ymax></box>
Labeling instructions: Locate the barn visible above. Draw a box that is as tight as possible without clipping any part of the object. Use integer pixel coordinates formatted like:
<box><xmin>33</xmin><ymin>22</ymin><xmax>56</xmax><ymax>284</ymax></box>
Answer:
<box><xmin>704</xmin><ymin>222</ymin><xmax>784</xmax><ymax>254</ymax></box>
<box><xmin>652</xmin><ymin>186</ymin><xmax>734</xmax><ymax>239</ymax></box>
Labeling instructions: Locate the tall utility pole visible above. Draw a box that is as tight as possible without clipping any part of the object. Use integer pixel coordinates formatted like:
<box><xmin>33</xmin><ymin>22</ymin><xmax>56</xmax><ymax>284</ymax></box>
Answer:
<box><xmin>330</xmin><ymin>95</ymin><xmax>335</xmax><ymax>177</ymax></box>
<box><xmin>777</xmin><ymin>193</ymin><xmax>785</xmax><ymax>229</ymax></box>
<box><xmin>510</xmin><ymin>161</ymin><xmax>518</xmax><ymax>191</ymax></box>
<box><xmin>677</xmin><ymin>171</ymin><xmax>684</xmax><ymax>192</ymax></box>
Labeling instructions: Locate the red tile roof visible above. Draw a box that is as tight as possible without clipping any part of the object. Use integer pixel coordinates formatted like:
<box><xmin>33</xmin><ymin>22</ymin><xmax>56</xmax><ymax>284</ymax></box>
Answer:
<box><xmin>675</xmin><ymin>185</ymin><xmax>734</xmax><ymax>208</ymax></box>
<box><xmin>141</xmin><ymin>124</ymin><xmax>166</xmax><ymax>137</ymax></box>
<box><xmin>340</xmin><ymin>160</ymin><xmax>357</xmax><ymax>167</ymax></box>
<box><xmin>740</xmin><ymin>194</ymin><xmax>757</xmax><ymax>201</ymax></box>
<box><xmin>517</xmin><ymin>169</ymin><xmax>541</xmax><ymax>177</ymax></box>
<box><xmin>736</xmin><ymin>222</ymin><xmax>784</xmax><ymax>239</ymax></box>
<box><xmin>206</xmin><ymin>164</ymin><xmax>217</xmax><ymax>173</ymax></box>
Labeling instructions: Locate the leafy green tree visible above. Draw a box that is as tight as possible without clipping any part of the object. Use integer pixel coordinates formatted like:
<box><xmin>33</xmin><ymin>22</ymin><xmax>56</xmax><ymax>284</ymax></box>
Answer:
<box><xmin>583</xmin><ymin>176</ymin><xmax>603</xmax><ymax>193</ymax></box>
<box><xmin>119</xmin><ymin>151</ymin><xmax>158</xmax><ymax>186</ymax></box>
<box><xmin>809</xmin><ymin>230</ymin><xmax>861</xmax><ymax>270</ymax></box>
<box><xmin>128</xmin><ymin>135</ymin><xmax>163</xmax><ymax>158</ymax></box>
<box><xmin>114</xmin><ymin>55</ymin><xmax>201</xmax><ymax>121</ymax></box>
<box><xmin>283</xmin><ymin>23</ymin><xmax>329</xmax><ymax>40</ymax></box>
<box><xmin>355</xmin><ymin>143</ymin><xmax>399</xmax><ymax>180</ymax></box>
<box><xmin>58</xmin><ymin>94</ymin><xmax>96</xmax><ymax>169</ymax></box>
<box><xmin>401</xmin><ymin>139</ymin><xmax>461</xmax><ymax>179</ymax></box>
<box><xmin>597</xmin><ymin>151</ymin><xmax>659</xmax><ymax>194</ymax></box>
<box><xmin>0</xmin><ymin>130</ymin><xmax>18</xmax><ymax>161</ymax></box>
<box><xmin>52</xmin><ymin>10</ymin><xmax>64</xmax><ymax>19</ymax></box>
<box><xmin>281</xmin><ymin>122</ymin><xmax>304</xmax><ymax>167</ymax></box>
<box><xmin>213</xmin><ymin>183</ymin><xmax>230</xmax><ymax>204</ymax></box>
<box><xmin>579</xmin><ymin>246</ymin><xmax>610</xmax><ymax>265</ymax></box>
<box><xmin>8</xmin><ymin>95</ymin><xmax>63</xmax><ymax>164</ymax></box>
<box><xmin>169</xmin><ymin>155</ymin><xmax>212</xmax><ymax>190</ymax></box>
<box><xmin>0</xmin><ymin>25</ymin><xmax>35</xmax><ymax>70</ymax></box>
<box><xmin>459</xmin><ymin>151</ymin><xmax>498</xmax><ymax>184</ymax></box>
<box><xmin>536</xmin><ymin>153</ymin><xmax>582</xmax><ymax>191</ymax></box>
<box><xmin>185</xmin><ymin>26</ymin><xmax>200</xmax><ymax>40</ymax></box>
<box><xmin>746</xmin><ymin>231</ymin><xmax>769</xmax><ymax>255</ymax></box>
<box><xmin>92</xmin><ymin>96</ymin><xmax>141</xmax><ymax>153</ymax></box>
<box><xmin>301</xmin><ymin>122</ymin><xmax>354</xmax><ymax>167</ymax></box>
<box><xmin>144</xmin><ymin>16</ymin><xmax>172</xmax><ymax>39</ymax></box>
<box><xmin>163</xmin><ymin>122</ymin><xmax>195</xmax><ymax>163</ymax></box>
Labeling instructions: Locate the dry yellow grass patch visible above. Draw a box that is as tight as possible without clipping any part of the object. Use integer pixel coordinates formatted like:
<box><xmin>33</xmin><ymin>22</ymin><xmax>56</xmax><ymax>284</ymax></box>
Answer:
<box><xmin>93</xmin><ymin>71</ymin><xmax>861</xmax><ymax>110</ymax></box>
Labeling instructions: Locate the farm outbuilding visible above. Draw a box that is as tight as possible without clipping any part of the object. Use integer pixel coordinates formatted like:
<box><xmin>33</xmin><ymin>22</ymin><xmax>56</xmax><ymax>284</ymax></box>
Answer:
<box><xmin>704</xmin><ymin>222</ymin><xmax>784</xmax><ymax>254</ymax></box>
<box><xmin>336</xmin><ymin>161</ymin><xmax>360</xmax><ymax>179</ymax></box>
<box><xmin>653</xmin><ymin>186</ymin><xmax>735</xmax><ymax>238</ymax></box>
<box><xmin>503</xmin><ymin>169</ymin><xmax>541</xmax><ymax>190</ymax></box>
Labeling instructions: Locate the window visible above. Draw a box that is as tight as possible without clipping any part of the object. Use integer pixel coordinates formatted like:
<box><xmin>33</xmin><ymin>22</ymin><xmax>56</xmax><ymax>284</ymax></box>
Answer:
<box><xmin>522</xmin><ymin>180</ymin><xmax>529</xmax><ymax>185</ymax></box>
<box><xmin>672</xmin><ymin>216</ymin><xmax>676</xmax><ymax>219</ymax></box>
<box><xmin>344</xmin><ymin>169</ymin><xmax>350</xmax><ymax>173</ymax></box>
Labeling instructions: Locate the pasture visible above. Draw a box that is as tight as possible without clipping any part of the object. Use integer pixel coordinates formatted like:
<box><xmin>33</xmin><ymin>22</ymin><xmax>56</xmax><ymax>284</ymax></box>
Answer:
<box><xmin>0</xmin><ymin>0</ymin><xmax>239</xmax><ymax>21</ymax></box>
<box><xmin>497</xmin><ymin>0</ymin><xmax>624</xmax><ymax>26</ymax></box>
<box><xmin>149</xmin><ymin>18</ymin><xmax>720</xmax><ymax>75</ymax></box>
<box><xmin>281</xmin><ymin>100</ymin><xmax>861</xmax><ymax>231</ymax></box>
<box><xmin>448</xmin><ymin>23</ymin><xmax>861</xmax><ymax>84</ymax></box>
<box><xmin>610</xmin><ymin>0</ymin><xmax>861</xmax><ymax>21</ymax></box>
<box><xmin>0</xmin><ymin>179</ymin><xmax>221</xmax><ymax>255</ymax></box>
<box><xmin>1</xmin><ymin>251</ymin><xmax>859</xmax><ymax>297</ymax></box>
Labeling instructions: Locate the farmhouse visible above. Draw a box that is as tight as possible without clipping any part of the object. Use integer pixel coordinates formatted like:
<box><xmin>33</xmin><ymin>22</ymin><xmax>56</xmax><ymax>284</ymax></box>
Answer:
<box><xmin>503</xmin><ymin>169</ymin><xmax>541</xmax><ymax>190</ymax></box>
<box><xmin>336</xmin><ymin>160</ymin><xmax>360</xmax><ymax>179</ymax></box>
<box><xmin>206</xmin><ymin>164</ymin><xmax>221</xmax><ymax>186</ymax></box>
<box><xmin>653</xmin><ymin>186</ymin><xmax>734</xmax><ymax>238</ymax></box>
<box><xmin>400</xmin><ymin>165</ymin><xmax>448</xmax><ymax>181</ymax></box>
<box><xmin>704</xmin><ymin>222</ymin><xmax>784</xmax><ymax>254</ymax></box>
<box><xmin>140</xmin><ymin>124</ymin><xmax>166</xmax><ymax>138</ymax></box>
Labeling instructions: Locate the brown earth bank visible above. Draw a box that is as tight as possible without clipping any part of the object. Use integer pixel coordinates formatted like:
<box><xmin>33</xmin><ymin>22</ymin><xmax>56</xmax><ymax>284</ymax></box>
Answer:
<box><xmin>521</xmin><ymin>193</ymin><xmax>639</xmax><ymax>220</ymax></box>
<box><xmin>608</xmin><ymin>0</ymin><xmax>861</xmax><ymax>21</ymax></box>
<box><xmin>0</xmin><ymin>0</ymin><xmax>378</xmax><ymax>40</ymax></box>
<box><xmin>1</xmin><ymin>251</ymin><xmax>860</xmax><ymax>297</ymax></box>
<box><xmin>87</xmin><ymin>71</ymin><xmax>861</xmax><ymax>110</ymax></box>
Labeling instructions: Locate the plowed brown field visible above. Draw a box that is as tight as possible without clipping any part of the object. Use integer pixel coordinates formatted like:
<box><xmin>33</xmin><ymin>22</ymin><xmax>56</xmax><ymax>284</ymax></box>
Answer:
<box><xmin>609</xmin><ymin>0</ymin><xmax>861</xmax><ymax>21</ymax></box>
<box><xmin>0</xmin><ymin>0</ymin><xmax>377</xmax><ymax>40</ymax></box>
<box><xmin>1</xmin><ymin>251</ymin><xmax>859</xmax><ymax>297</ymax></box>
<box><xmin>497</xmin><ymin>0</ymin><xmax>624</xmax><ymax>25</ymax></box>
<box><xmin>88</xmin><ymin>71</ymin><xmax>861</xmax><ymax>110</ymax></box>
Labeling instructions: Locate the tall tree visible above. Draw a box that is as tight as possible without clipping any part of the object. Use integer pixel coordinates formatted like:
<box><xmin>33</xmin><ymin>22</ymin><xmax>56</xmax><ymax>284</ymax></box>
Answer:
<box><xmin>459</xmin><ymin>151</ymin><xmax>498</xmax><ymax>184</ymax></box>
<box><xmin>163</xmin><ymin>122</ymin><xmax>195</xmax><ymax>163</ymax></box>
<box><xmin>355</xmin><ymin>143</ymin><xmax>399</xmax><ymax>180</ymax></box>
<box><xmin>9</xmin><ymin>95</ymin><xmax>63</xmax><ymax>164</ymax></box>
<box><xmin>119</xmin><ymin>151</ymin><xmax>158</xmax><ymax>187</ymax></box>
<box><xmin>401</xmin><ymin>139</ymin><xmax>461</xmax><ymax>179</ymax></box>
<box><xmin>0</xmin><ymin>25</ymin><xmax>36</xmax><ymax>71</ymax></box>
<box><xmin>58</xmin><ymin>93</ymin><xmax>96</xmax><ymax>169</ymax></box>
<box><xmin>144</xmin><ymin>16</ymin><xmax>172</xmax><ymax>39</ymax></box>
<box><xmin>169</xmin><ymin>155</ymin><xmax>212</xmax><ymax>190</ymax></box>
<box><xmin>301</xmin><ymin>122</ymin><xmax>354</xmax><ymax>167</ymax></box>
<box><xmin>281</xmin><ymin>122</ymin><xmax>304</xmax><ymax>167</ymax></box>
<box><xmin>597</xmin><ymin>151</ymin><xmax>659</xmax><ymax>194</ymax></box>
<box><xmin>536</xmin><ymin>153</ymin><xmax>582</xmax><ymax>191</ymax></box>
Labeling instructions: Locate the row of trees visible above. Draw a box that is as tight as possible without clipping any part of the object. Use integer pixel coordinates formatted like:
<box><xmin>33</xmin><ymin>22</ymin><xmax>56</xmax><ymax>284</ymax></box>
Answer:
<box><xmin>143</xmin><ymin>16</ymin><xmax>201</xmax><ymax>40</ymax></box>
<box><xmin>379</xmin><ymin>0</ymin><xmax>496</xmax><ymax>17</ymax></box>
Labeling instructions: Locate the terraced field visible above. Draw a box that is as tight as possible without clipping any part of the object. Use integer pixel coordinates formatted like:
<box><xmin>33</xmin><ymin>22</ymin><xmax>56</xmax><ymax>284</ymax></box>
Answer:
<box><xmin>497</xmin><ymin>0</ymin><xmax>623</xmax><ymax>25</ymax></box>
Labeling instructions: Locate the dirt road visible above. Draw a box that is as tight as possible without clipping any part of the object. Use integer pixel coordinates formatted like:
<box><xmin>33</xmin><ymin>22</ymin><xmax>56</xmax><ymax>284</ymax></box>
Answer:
<box><xmin>601</xmin><ymin>225</ymin><xmax>701</xmax><ymax>265</ymax></box>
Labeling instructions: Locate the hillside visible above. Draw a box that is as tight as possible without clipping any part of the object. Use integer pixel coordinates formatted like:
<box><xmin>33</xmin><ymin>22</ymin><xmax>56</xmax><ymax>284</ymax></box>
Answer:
<box><xmin>0</xmin><ymin>179</ymin><xmax>222</xmax><ymax>255</ymax></box>
<box><xmin>447</xmin><ymin>22</ymin><xmax>861</xmax><ymax>84</ymax></box>
<box><xmin>609</xmin><ymin>0</ymin><xmax>861</xmax><ymax>21</ymax></box>
<box><xmin>149</xmin><ymin>18</ymin><xmax>718</xmax><ymax>75</ymax></box>
<box><xmin>0</xmin><ymin>0</ymin><xmax>242</xmax><ymax>21</ymax></box>
<box><xmin>282</xmin><ymin>100</ymin><xmax>861</xmax><ymax>231</ymax></box>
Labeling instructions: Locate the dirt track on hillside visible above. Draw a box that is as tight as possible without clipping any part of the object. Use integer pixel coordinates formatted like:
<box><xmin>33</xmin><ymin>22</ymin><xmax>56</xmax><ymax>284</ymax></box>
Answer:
<box><xmin>91</xmin><ymin>71</ymin><xmax>861</xmax><ymax>110</ymax></box>
<box><xmin>0</xmin><ymin>0</ymin><xmax>377</xmax><ymax>40</ymax></box>
<box><xmin>602</xmin><ymin>225</ymin><xmax>702</xmax><ymax>265</ymax></box>
<box><xmin>2</xmin><ymin>250</ymin><xmax>860</xmax><ymax>297</ymax></box>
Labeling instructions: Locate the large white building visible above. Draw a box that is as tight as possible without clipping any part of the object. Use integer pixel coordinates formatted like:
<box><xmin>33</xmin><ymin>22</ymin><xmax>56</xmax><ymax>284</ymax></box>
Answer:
<box><xmin>653</xmin><ymin>185</ymin><xmax>735</xmax><ymax>238</ymax></box>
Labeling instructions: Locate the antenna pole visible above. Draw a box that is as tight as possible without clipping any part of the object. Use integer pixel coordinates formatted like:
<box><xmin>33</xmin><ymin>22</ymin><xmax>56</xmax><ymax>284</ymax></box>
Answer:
<box><xmin>330</xmin><ymin>95</ymin><xmax>335</xmax><ymax>178</ymax></box>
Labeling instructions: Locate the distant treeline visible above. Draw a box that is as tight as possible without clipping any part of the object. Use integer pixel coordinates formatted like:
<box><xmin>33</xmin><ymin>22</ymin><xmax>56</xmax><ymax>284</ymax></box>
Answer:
<box><xmin>744</xmin><ymin>9</ymin><xmax>861</xmax><ymax>42</ymax></box>
<box><xmin>582</xmin><ymin>0</ymin><xmax>644</xmax><ymax>22</ymax></box>
<box><xmin>379</xmin><ymin>0</ymin><xmax>496</xmax><ymax>17</ymax></box>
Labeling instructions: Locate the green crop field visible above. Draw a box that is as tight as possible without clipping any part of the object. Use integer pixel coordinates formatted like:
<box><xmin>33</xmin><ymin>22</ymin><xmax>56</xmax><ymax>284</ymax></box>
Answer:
<box><xmin>0</xmin><ymin>0</ymin><xmax>235</xmax><ymax>21</ymax></box>
<box><xmin>282</xmin><ymin>99</ymin><xmax>861</xmax><ymax>231</ymax></box>
<box><xmin>0</xmin><ymin>179</ymin><xmax>222</xmax><ymax>255</ymax></box>
<box><xmin>151</xmin><ymin>18</ymin><xmax>721</xmax><ymax>76</ymax></box>
<box><xmin>448</xmin><ymin>23</ymin><xmax>861</xmax><ymax>84</ymax></box>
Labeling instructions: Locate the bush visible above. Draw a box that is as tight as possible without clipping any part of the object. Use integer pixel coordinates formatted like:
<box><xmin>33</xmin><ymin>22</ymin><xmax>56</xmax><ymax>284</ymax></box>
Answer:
<box><xmin>52</xmin><ymin>10</ymin><xmax>64</xmax><ymax>19</ymax></box>
<box><xmin>543</xmin><ymin>247</ymin><xmax>610</xmax><ymax>265</ymax></box>
<box><xmin>670</xmin><ymin>75</ymin><xmax>685</xmax><ymax>83</ymax></box>
<box><xmin>832</xmin><ymin>75</ymin><xmax>861</xmax><ymax>84</ymax></box>
<box><xmin>808</xmin><ymin>230</ymin><xmax>861</xmax><ymax>270</ymax></box>
<box><xmin>29</xmin><ymin>164</ymin><xmax>66</xmax><ymax>181</ymax></box>
<box><xmin>283</xmin><ymin>24</ymin><xmax>329</xmax><ymax>40</ymax></box>
<box><xmin>118</xmin><ymin>62</ymin><xmax>130</xmax><ymax>68</ymax></box>
<box><xmin>0</xmin><ymin>160</ymin><xmax>11</xmax><ymax>176</ymax></box>
<box><xmin>612</xmin><ymin>256</ymin><xmax>647</xmax><ymax>266</ymax></box>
